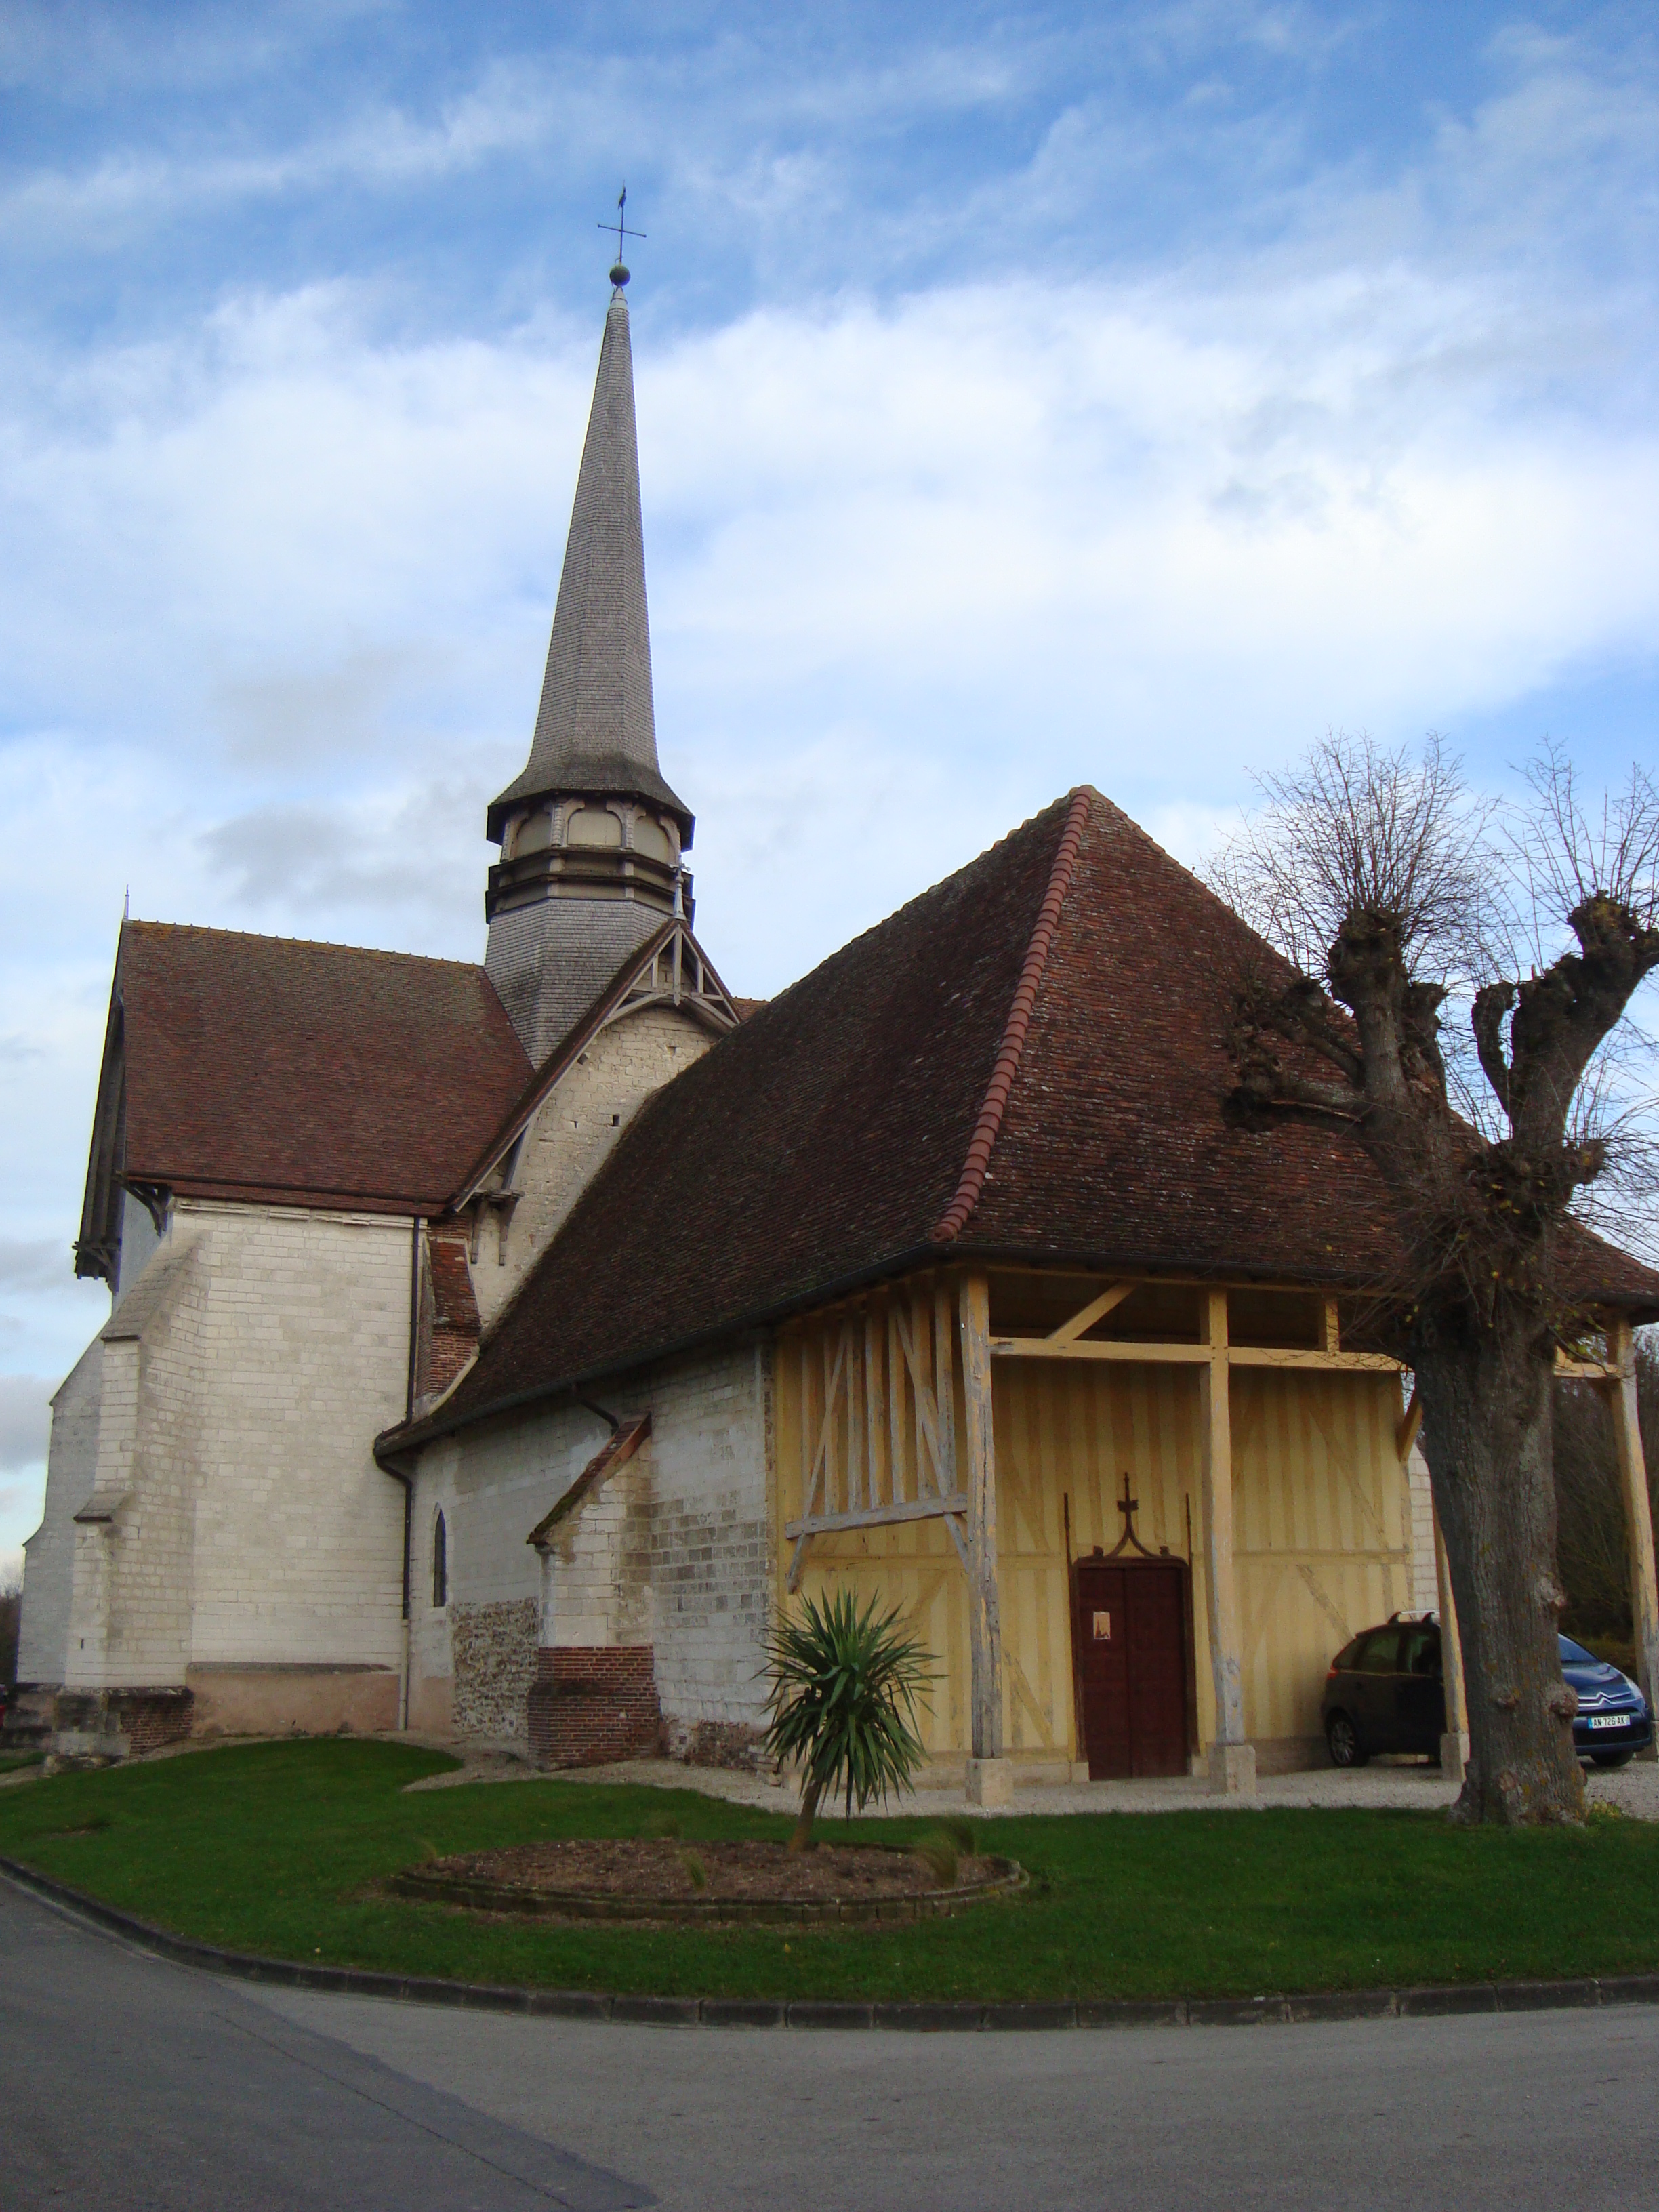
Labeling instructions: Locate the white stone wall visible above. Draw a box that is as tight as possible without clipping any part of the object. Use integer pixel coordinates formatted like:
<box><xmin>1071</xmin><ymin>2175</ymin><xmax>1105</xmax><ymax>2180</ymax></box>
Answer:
<box><xmin>638</xmin><ymin>1343</ymin><xmax>773</xmax><ymax>1734</ymax></box>
<box><xmin>115</xmin><ymin>1187</ymin><xmax>161</xmax><ymax>1297</ymax></box>
<box><xmin>541</xmin><ymin>1453</ymin><xmax>654</xmax><ymax>1648</ymax></box>
<box><xmin>33</xmin><ymin>1198</ymin><xmax>411</xmax><ymax>1699</ymax></box>
<box><xmin>413</xmin><ymin>1338</ymin><xmax>773</xmax><ymax>1747</ymax></box>
<box><xmin>67</xmin><ymin>1242</ymin><xmax>208</xmax><ymax>1688</ymax></box>
<box><xmin>408</xmin><ymin>1405</ymin><xmax>616</xmax><ymax>1737</ymax></box>
<box><xmin>471</xmin><ymin>1002</ymin><xmax>716</xmax><ymax>1331</ymax></box>
<box><xmin>176</xmin><ymin>1202</ymin><xmax>409</xmax><ymax>1671</ymax></box>
<box><xmin>16</xmin><ymin>1338</ymin><xmax>104</xmax><ymax>1685</ymax></box>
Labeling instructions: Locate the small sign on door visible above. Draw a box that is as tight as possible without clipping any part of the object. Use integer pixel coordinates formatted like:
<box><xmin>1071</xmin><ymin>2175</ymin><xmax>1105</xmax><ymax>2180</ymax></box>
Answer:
<box><xmin>1092</xmin><ymin>1610</ymin><xmax>1111</xmax><ymax>1641</ymax></box>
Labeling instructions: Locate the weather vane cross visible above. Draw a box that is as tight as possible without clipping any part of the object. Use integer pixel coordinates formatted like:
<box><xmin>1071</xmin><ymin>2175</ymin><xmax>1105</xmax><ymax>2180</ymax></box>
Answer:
<box><xmin>599</xmin><ymin>186</ymin><xmax>645</xmax><ymax>284</ymax></box>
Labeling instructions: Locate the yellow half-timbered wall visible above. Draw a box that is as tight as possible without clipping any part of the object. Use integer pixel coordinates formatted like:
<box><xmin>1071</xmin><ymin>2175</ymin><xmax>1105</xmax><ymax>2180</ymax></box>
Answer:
<box><xmin>775</xmin><ymin>1270</ymin><xmax>1416</xmax><ymax>1775</ymax></box>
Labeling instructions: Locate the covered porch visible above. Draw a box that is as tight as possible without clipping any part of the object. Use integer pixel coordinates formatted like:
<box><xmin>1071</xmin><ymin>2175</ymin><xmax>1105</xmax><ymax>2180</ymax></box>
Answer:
<box><xmin>774</xmin><ymin>1267</ymin><xmax>1658</xmax><ymax>1802</ymax></box>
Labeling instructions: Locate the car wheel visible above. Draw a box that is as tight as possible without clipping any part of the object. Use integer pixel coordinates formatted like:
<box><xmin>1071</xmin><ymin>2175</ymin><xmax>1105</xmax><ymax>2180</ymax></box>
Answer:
<box><xmin>1591</xmin><ymin>1751</ymin><xmax>1634</xmax><ymax>1769</ymax></box>
<box><xmin>1326</xmin><ymin>1713</ymin><xmax>1368</xmax><ymax>1769</ymax></box>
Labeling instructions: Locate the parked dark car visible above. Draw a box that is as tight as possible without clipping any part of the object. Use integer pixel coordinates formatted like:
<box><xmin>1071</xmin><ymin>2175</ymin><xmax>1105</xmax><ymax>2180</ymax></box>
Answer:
<box><xmin>1321</xmin><ymin>1618</ymin><xmax>1653</xmax><ymax>1769</ymax></box>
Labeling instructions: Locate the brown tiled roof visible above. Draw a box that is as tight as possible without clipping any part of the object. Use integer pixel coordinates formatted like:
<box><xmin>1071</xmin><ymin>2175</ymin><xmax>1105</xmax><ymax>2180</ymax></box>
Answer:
<box><xmin>119</xmin><ymin>923</ymin><xmax>531</xmax><ymax>1212</ymax></box>
<box><xmin>404</xmin><ymin>787</ymin><xmax>1659</xmax><ymax>1439</ymax></box>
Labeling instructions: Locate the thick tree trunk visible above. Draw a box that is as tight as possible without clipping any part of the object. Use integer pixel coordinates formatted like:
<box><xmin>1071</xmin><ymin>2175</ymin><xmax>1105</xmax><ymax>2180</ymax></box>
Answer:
<box><xmin>1414</xmin><ymin>1316</ymin><xmax>1584</xmax><ymax>1825</ymax></box>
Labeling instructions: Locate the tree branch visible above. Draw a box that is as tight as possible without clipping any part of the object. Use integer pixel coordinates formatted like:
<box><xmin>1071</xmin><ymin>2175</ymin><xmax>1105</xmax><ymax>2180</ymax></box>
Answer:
<box><xmin>1507</xmin><ymin>899</ymin><xmax>1659</xmax><ymax>1148</ymax></box>
<box><xmin>1471</xmin><ymin>980</ymin><xmax>1515</xmax><ymax>1113</ymax></box>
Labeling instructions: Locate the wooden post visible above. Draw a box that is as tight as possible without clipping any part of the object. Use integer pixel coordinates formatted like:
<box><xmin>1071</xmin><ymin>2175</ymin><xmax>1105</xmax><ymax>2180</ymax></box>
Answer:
<box><xmin>1430</xmin><ymin>1485</ymin><xmax>1469</xmax><ymax>1782</ymax></box>
<box><xmin>872</xmin><ymin>1300</ymin><xmax>884</xmax><ymax>1513</ymax></box>
<box><xmin>1607</xmin><ymin>1317</ymin><xmax>1659</xmax><ymax>1746</ymax></box>
<box><xmin>1200</xmin><ymin>1288</ymin><xmax>1254</xmax><ymax>1795</ymax></box>
<box><xmin>958</xmin><ymin>1271</ymin><xmax>1010</xmax><ymax>1805</ymax></box>
<box><xmin>932</xmin><ymin>1283</ymin><xmax>957</xmax><ymax>1490</ymax></box>
<box><xmin>888</xmin><ymin>1300</ymin><xmax>906</xmax><ymax>1511</ymax></box>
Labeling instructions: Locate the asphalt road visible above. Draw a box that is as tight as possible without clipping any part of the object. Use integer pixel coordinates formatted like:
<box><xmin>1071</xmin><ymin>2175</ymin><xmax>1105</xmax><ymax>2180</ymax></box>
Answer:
<box><xmin>6</xmin><ymin>1875</ymin><xmax>1659</xmax><ymax>2211</ymax></box>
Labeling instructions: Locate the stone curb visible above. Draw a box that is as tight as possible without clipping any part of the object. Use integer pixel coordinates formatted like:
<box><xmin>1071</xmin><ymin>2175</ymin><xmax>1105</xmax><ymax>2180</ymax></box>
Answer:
<box><xmin>7</xmin><ymin>1856</ymin><xmax>1659</xmax><ymax>2032</ymax></box>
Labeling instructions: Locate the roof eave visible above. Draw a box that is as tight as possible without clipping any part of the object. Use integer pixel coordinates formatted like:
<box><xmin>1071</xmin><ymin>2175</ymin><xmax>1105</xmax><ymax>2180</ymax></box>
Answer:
<box><xmin>374</xmin><ymin>1233</ymin><xmax>1488</xmax><ymax>1462</ymax></box>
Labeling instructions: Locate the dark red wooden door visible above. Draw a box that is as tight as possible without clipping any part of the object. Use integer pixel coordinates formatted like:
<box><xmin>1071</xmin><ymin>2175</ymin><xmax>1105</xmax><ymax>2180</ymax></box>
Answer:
<box><xmin>1074</xmin><ymin>1559</ymin><xmax>1189</xmax><ymax>1780</ymax></box>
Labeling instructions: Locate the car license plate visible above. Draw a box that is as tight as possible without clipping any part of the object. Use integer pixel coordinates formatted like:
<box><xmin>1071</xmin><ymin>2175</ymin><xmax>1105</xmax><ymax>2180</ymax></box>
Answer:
<box><xmin>1588</xmin><ymin>1715</ymin><xmax>1629</xmax><ymax>1730</ymax></box>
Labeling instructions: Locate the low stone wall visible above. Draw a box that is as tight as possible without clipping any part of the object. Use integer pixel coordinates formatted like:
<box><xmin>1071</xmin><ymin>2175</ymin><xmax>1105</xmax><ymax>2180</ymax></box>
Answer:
<box><xmin>665</xmin><ymin>1716</ymin><xmax>771</xmax><ymax>1774</ymax></box>
<box><xmin>527</xmin><ymin>1645</ymin><xmax>663</xmax><ymax>1768</ymax></box>
<box><xmin>450</xmin><ymin>1598</ymin><xmax>539</xmax><ymax>1742</ymax></box>
<box><xmin>186</xmin><ymin>1664</ymin><xmax>397</xmax><ymax>1738</ymax></box>
<box><xmin>52</xmin><ymin>1685</ymin><xmax>195</xmax><ymax>1758</ymax></box>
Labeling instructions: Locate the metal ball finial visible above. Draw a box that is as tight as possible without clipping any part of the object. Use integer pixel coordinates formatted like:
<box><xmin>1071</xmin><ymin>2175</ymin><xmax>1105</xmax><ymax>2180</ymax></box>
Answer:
<box><xmin>609</xmin><ymin>262</ymin><xmax>630</xmax><ymax>287</ymax></box>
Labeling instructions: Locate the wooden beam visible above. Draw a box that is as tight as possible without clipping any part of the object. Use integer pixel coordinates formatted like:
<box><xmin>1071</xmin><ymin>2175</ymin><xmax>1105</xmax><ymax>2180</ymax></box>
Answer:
<box><xmin>1555</xmin><ymin>1354</ymin><xmax>1620</xmax><ymax>1382</ymax></box>
<box><xmin>888</xmin><ymin>1298</ymin><xmax>905</xmax><ymax>1514</ymax></box>
<box><xmin>1396</xmin><ymin>1385</ymin><xmax>1423</xmax><ymax>1462</ymax></box>
<box><xmin>1607</xmin><ymin>1316</ymin><xmax>1659</xmax><ymax>1735</ymax></box>
<box><xmin>786</xmin><ymin>1328</ymin><xmax>847</xmax><ymax>1593</ymax></box>
<box><xmin>846</xmin><ymin>1316</ymin><xmax>865</xmax><ymax>1515</ymax></box>
<box><xmin>1226</xmin><ymin>1347</ymin><xmax>1401</xmax><ymax>1373</ymax></box>
<box><xmin>1046</xmin><ymin>1281</ymin><xmax>1135</xmax><ymax>1345</ymax></box>
<box><xmin>784</xmin><ymin>1495</ymin><xmax>969</xmax><ymax>1539</ymax></box>
<box><xmin>865</xmin><ymin>1302</ymin><xmax>885</xmax><ymax>1509</ymax></box>
<box><xmin>991</xmin><ymin>1336</ymin><xmax>1399</xmax><ymax>1373</ymax></box>
<box><xmin>960</xmin><ymin>1272</ymin><xmax>1004</xmax><ymax>1763</ymax></box>
<box><xmin>1322</xmin><ymin>1298</ymin><xmax>1340</xmax><ymax>1353</ymax></box>
<box><xmin>992</xmin><ymin>1336</ymin><xmax>1210</xmax><ymax>1364</ymax></box>
<box><xmin>1199</xmin><ymin>1288</ymin><xmax>1248</xmax><ymax>1765</ymax></box>
<box><xmin>908</xmin><ymin>1289</ymin><xmax>970</xmax><ymax>1575</ymax></box>
<box><xmin>932</xmin><ymin>1281</ymin><xmax>958</xmax><ymax>1492</ymax></box>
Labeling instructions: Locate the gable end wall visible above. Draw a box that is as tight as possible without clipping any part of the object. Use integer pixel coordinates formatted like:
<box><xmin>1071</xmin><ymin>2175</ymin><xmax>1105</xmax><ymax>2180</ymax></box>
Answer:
<box><xmin>409</xmin><ymin>1339</ymin><xmax>773</xmax><ymax>1754</ymax></box>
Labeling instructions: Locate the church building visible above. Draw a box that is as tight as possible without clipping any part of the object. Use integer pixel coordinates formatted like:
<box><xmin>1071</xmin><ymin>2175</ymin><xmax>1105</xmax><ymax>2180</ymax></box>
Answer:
<box><xmin>18</xmin><ymin>272</ymin><xmax>1659</xmax><ymax>1801</ymax></box>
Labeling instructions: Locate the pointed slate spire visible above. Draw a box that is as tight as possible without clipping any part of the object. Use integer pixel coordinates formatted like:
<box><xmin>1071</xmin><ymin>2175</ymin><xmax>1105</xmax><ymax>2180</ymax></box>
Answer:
<box><xmin>487</xmin><ymin>285</ymin><xmax>690</xmax><ymax>842</ymax></box>
<box><xmin>483</xmin><ymin>276</ymin><xmax>697</xmax><ymax>1063</ymax></box>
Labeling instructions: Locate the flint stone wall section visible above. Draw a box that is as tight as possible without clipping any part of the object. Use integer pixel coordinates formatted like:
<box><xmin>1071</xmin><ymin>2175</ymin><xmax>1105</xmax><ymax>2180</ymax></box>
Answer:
<box><xmin>449</xmin><ymin>1597</ymin><xmax>540</xmax><ymax>1742</ymax></box>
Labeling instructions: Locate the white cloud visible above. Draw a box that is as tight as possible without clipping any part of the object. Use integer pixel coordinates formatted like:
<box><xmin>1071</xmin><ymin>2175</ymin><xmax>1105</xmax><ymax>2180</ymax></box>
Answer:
<box><xmin>2</xmin><ymin>9</ymin><xmax>1656</xmax><ymax>1461</ymax></box>
<box><xmin>0</xmin><ymin>1376</ymin><xmax>52</xmax><ymax>1475</ymax></box>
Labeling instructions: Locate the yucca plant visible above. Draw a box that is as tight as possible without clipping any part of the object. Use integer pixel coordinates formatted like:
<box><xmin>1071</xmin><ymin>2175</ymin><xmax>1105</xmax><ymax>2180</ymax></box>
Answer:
<box><xmin>762</xmin><ymin>1589</ymin><xmax>933</xmax><ymax>1853</ymax></box>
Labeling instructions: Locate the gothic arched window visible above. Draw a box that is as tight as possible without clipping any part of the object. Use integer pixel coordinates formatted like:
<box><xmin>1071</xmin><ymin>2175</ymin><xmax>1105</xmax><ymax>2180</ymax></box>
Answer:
<box><xmin>432</xmin><ymin>1509</ymin><xmax>448</xmax><ymax>1610</ymax></box>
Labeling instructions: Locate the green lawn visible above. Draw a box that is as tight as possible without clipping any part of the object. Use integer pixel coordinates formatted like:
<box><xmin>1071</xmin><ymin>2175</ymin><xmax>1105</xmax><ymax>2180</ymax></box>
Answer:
<box><xmin>2</xmin><ymin>1739</ymin><xmax>1656</xmax><ymax>2003</ymax></box>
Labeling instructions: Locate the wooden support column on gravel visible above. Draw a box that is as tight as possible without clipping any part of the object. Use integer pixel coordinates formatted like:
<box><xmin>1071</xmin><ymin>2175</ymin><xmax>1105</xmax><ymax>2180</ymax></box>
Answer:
<box><xmin>1432</xmin><ymin>1498</ymin><xmax>1469</xmax><ymax>1782</ymax></box>
<box><xmin>1607</xmin><ymin>1317</ymin><xmax>1659</xmax><ymax>1749</ymax></box>
<box><xmin>1200</xmin><ymin>1288</ymin><xmax>1254</xmax><ymax>1797</ymax></box>
<box><xmin>959</xmin><ymin>1271</ymin><xmax>1010</xmax><ymax>1807</ymax></box>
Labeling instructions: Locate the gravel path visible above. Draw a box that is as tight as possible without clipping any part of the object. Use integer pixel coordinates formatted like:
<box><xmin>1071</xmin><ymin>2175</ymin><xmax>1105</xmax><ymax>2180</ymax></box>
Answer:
<box><xmin>411</xmin><ymin>1745</ymin><xmax>1659</xmax><ymax>1820</ymax></box>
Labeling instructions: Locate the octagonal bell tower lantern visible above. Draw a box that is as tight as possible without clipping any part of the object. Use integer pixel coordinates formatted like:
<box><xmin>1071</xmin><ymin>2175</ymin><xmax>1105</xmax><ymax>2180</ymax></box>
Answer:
<box><xmin>485</xmin><ymin>250</ymin><xmax>695</xmax><ymax>1063</ymax></box>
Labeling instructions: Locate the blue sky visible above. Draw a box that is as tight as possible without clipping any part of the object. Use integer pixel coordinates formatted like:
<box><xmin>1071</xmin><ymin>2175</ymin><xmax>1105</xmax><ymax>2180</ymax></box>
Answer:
<box><xmin>2</xmin><ymin>1</ymin><xmax>1656</xmax><ymax>1567</ymax></box>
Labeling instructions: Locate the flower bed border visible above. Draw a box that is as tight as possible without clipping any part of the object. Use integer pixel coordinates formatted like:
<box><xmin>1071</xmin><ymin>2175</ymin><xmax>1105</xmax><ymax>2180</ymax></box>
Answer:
<box><xmin>389</xmin><ymin>1849</ymin><xmax>1026</xmax><ymax>1923</ymax></box>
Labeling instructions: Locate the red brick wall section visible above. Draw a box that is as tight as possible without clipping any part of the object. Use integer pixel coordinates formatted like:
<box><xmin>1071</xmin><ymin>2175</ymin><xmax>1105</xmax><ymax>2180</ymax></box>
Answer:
<box><xmin>119</xmin><ymin>1688</ymin><xmax>196</xmax><ymax>1753</ymax></box>
<box><xmin>422</xmin><ymin>1230</ymin><xmax>483</xmax><ymax>1397</ymax></box>
<box><xmin>527</xmin><ymin>1646</ymin><xmax>663</xmax><ymax>1769</ymax></box>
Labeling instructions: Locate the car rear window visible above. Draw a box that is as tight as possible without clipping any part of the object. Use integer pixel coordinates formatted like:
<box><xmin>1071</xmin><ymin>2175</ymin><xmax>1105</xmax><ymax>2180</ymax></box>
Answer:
<box><xmin>1353</xmin><ymin>1628</ymin><xmax>1401</xmax><ymax>1673</ymax></box>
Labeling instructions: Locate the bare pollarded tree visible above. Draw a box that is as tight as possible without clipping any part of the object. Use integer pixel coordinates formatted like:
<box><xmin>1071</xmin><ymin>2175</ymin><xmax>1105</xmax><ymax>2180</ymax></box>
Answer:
<box><xmin>1211</xmin><ymin>734</ymin><xmax>1659</xmax><ymax>1826</ymax></box>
